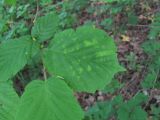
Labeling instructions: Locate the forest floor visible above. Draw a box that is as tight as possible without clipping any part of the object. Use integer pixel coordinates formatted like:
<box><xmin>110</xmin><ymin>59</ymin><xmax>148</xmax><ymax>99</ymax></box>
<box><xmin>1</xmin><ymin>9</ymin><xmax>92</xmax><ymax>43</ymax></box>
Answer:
<box><xmin>2</xmin><ymin>0</ymin><xmax>159</xmax><ymax>119</ymax></box>
<box><xmin>73</xmin><ymin>1</ymin><xmax>160</xmax><ymax>111</ymax></box>
<box><xmin>0</xmin><ymin>0</ymin><xmax>160</xmax><ymax>120</ymax></box>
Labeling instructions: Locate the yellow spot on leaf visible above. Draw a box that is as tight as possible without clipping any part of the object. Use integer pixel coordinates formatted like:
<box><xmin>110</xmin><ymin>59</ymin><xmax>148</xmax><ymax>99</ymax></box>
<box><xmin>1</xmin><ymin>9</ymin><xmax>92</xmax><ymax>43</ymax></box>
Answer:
<box><xmin>84</xmin><ymin>40</ymin><xmax>97</xmax><ymax>46</ymax></box>
<box><xmin>79</xmin><ymin>68</ymin><xmax>83</xmax><ymax>73</ymax></box>
<box><xmin>40</xmin><ymin>45</ymin><xmax>44</xmax><ymax>48</ymax></box>
<box><xmin>87</xmin><ymin>65</ymin><xmax>92</xmax><ymax>71</ymax></box>
<box><xmin>32</xmin><ymin>37</ymin><xmax>36</xmax><ymax>41</ymax></box>
<box><xmin>25</xmin><ymin>52</ymin><xmax>28</xmax><ymax>55</ymax></box>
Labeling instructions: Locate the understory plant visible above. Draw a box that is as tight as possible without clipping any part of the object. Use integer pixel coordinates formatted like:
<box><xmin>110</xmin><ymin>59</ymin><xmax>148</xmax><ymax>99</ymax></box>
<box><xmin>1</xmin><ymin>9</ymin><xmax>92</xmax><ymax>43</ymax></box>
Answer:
<box><xmin>0</xmin><ymin>9</ymin><xmax>124</xmax><ymax>120</ymax></box>
<box><xmin>85</xmin><ymin>93</ymin><xmax>148</xmax><ymax>120</ymax></box>
<box><xmin>141</xmin><ymin>13</ymin><xmax>160</xmax><ymax>89</ymax></box>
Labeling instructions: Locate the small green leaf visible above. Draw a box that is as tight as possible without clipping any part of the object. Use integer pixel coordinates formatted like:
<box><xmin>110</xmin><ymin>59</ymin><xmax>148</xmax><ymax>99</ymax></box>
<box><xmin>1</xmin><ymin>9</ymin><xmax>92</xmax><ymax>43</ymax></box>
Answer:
<box><xmin>141</xmin><ymin>71</ymin><xmax>158</xmax><ymax>89</ymax></box>
<box><xmin>102</xmin><ymin>79</ymin><xmax>124</xmax><ymax>93</ymax></box>
<box><xmin>142</xmin><ymin>40</ymin><xmax>160</xmax><ymax>56</ymax></box>
<box><xmin>43</xmin><ymin>26</ymin><xmax>124</xmax><ymax>92</ymax></box>
<box><xmin>15</xmin><ymin>77</ymin><xmax>84</xmax><ymax>120</ymax></box>
<box><xmin>0</xmin><ymin>36</ymin><xmax>39</xmax><ymax>82</ymax></box>
<box><xmin>128</xmin><ymin>13</ymin><xmax>138</xmax><ymax>25</ymax></box>
<box><xmin>32</xmin><ymin>12</ymin><xmax>60</xmax><ymax>42</ymax></box>
<box><xmin>0</xmin><ymin>82</ymin><xmax>19</xmax><ymax>120</ymax></box>
<box><xmin>118</xmin><ymin>93</ymin><xmax>148</xmax><ymax>120</ymax></box>
<box><xmin>151</xmin><ymin>105</ymin><xmax>160</xmax><ymax>120</ymax></box>
<box><xmin>149</xmin><ymin>13</ymin><xmax>160</xmax><ymax>39</ymax></box>
<box><xmin>130</xmin><ymin>107</ymin><xmax>147</xmax><ymax>120</ymax></box>
<box><xmin>85</xmin><ymin>95</ymin><xmax>123</xmax><ymax>120</ymax></box>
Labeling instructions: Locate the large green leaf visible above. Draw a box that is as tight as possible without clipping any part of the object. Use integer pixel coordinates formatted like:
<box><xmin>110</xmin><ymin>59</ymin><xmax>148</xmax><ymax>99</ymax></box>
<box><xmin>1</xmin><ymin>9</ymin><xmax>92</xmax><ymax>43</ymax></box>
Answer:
<box><xmin>0</xmin><ymin>36</ymin><xmax>39</xmax><ymax>82</ymax></box>
<box><xmin>31</xmin><ymin>12</ymin><xmax>59</xmax><ymax>42</ymax></box>
<box><xmin>43</xmin><ymin>26</ymin><xmax>124</xmax><ymax>92</ymax></box>
<box><xmin>0</xmin><ymin>82</ymin><xmax>19</xmax><ymax>120</ymax></box>
<box><xmin>15</xmin><ymin>78</ymin><xmax>84</xmax><ymax>120</ymax></box>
